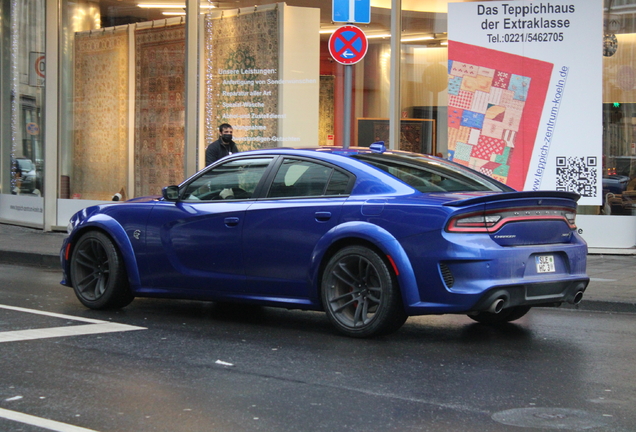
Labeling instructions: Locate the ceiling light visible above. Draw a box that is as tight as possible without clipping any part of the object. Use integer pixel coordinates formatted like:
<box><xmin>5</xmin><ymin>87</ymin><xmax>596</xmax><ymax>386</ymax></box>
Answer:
<box><xmin>401</xmin><ymin>36</ymin><xmax>435</xmax><ymax>42</ymax></box>
<box><xmin>137</xmin><ymin>3</ymin><xmax>215</xmax><ymax>9</ymax></box>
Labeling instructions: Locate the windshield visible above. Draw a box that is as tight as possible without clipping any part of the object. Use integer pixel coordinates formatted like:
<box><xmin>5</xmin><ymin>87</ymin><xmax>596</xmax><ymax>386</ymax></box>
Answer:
<box><xmin>351</xmin><ymin>153</ymin><xmax>514</xmax><ymax>193</ymax></box>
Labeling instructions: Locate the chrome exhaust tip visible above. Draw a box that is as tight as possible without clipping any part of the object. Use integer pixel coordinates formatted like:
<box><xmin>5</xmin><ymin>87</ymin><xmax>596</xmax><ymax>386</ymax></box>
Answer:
<box><xmin>487</xmin><ymin>298</ymin><xmax>506</xmax><ymax>314</ymax></box>
<box><xmin>572</xmin><ymin>291</ymin><xmax>584</xmax><ymax>305</ymax></box>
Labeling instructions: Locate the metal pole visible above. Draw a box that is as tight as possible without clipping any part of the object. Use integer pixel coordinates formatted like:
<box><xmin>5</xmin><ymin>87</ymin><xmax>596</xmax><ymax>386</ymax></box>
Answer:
<box><xmin>389</xmin><ymin>0</ymin><xmax>402</xmax><ymax>150</ymax></box>
<box><xmin>184</xmin><ymin>0</ymin><xmax>199</xmax><ymax>176</ymax></box>
<box><xmin>343</xmin><ymin>65</ymin><xmax>352</xmax><ymax>148</ymax></box>
<box><xmin>43</xmin><ymin>0</ymin><xmax>59</xmax><ymax>230</ymax></box>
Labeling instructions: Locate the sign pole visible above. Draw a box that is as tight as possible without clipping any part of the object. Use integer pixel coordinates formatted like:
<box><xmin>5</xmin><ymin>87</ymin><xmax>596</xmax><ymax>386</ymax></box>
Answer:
<box><xmin>328</xmin><ymin>24</ymin><xmax>368</xmax><ymax>149</ymax></box>
<box><xmin>343</xmin><ymin>65</ymin><xmax>352</xmax><ymax>148</ymax></box>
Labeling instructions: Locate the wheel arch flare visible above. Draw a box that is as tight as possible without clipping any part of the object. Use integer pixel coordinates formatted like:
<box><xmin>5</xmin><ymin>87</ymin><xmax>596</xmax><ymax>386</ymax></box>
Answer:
<box><xmin>310</xmin><ymin>221</ymin><xmax>421</xmax><ymax>310</ymax></box>
<box><xmin>64</xmin><ymin>214</ymin><xmax>142</xmax><ymax>290</ymax></box>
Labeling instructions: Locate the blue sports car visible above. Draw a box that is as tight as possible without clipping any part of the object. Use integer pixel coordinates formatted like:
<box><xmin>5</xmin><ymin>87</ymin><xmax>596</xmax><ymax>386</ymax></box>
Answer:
<box><xmin>61</xmin><ymin>144</ymin><xmax>589</xmax><ymax>337</ymax></box>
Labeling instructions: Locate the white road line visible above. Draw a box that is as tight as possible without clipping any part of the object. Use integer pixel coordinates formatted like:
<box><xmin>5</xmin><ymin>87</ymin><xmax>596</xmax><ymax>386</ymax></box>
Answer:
<box><xmin>0</xmin><ymin>323</ymin><xmax>145</xmax><ymax>343</ymax></box>
<box><xmin>0</xmin><ymin>304</ymin><xmax>108</xmax><ymax>324</ymax></box>
<box><xmin>0</xmin><ymin>304</ymin><xmax>146</xmax><ymax>343</ymax></box>
<box><xmin>0</xmin><ymin>407</ymin><xmax>101</xmax><ymax>432</ymax></box>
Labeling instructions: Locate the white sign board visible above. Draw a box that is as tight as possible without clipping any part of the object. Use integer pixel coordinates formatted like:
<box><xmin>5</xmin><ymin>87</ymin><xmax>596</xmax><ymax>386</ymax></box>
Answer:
<box><xmin>448</xmin><ymin>0</ymin><xmax>602</xmax><ymax>205</ymax></box>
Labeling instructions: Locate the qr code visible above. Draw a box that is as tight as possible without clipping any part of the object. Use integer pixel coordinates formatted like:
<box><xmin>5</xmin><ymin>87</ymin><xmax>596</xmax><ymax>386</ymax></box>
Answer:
<box><xmin>555</xmin><ymin>156</ymin><xmax>597</xmax><ymax>197</ymax></box>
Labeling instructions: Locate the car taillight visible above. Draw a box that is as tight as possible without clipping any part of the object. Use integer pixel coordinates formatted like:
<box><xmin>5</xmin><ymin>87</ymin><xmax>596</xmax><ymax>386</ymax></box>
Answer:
<box><xmin>449</xmin><ymin>214</ymin><xmax>501</xmax><ymax>231</ymax></box>
<box><xmin>446</xmin><ymin>207</ymin><xmax>577</xmax><ymax>233</ymax></box>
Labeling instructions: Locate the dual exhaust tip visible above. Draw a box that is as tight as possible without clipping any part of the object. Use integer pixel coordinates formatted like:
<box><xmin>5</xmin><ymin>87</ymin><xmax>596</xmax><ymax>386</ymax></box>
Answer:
<box><xmin>486</xmin><ymin>288</ymin><xmax>585</xmax><ymax>314</ymax></box>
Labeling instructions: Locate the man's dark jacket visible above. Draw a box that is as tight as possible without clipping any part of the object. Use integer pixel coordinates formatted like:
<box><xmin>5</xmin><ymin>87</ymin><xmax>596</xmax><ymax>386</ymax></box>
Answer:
<box><xmin>205</xmin><ymin>139</ymin><xmax>239</xmax><ymax>166</ymax></box>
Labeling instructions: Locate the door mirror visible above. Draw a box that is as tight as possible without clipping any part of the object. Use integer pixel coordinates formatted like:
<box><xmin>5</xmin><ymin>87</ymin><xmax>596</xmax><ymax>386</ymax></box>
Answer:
<box><xmin>162</xmin><ymin>185</ymin><xmax>180</xmax><ymax>201</ymax></box>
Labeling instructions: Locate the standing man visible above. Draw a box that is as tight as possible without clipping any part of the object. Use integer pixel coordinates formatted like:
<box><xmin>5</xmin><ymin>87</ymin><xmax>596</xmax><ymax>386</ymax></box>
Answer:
<box><xmin>205</xmin><ymin>123</ymin><xmax>239</xmax><ymax>166</ymax></box>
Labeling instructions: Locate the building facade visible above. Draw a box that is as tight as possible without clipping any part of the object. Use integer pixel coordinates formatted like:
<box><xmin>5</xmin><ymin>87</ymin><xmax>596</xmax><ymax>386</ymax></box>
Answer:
<box><xmin>0</xmin><ymin>0</ymin><xmax>634</xmax><ymax>250</ymax></box>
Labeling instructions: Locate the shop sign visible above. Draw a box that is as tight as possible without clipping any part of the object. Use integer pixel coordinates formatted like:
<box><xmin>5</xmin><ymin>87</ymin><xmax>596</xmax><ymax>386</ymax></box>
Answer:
<box><xmin>448</xmin><ymin>0</ymin><xmax>602</xmax><ymax>206</ymax></box>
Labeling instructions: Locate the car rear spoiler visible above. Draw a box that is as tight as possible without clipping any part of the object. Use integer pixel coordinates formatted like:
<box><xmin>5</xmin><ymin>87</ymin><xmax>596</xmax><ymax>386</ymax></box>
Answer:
<box><xmin>442</xmin><ymin>191</ymin><xmax>581</xmax><ymax>207</ymax></box>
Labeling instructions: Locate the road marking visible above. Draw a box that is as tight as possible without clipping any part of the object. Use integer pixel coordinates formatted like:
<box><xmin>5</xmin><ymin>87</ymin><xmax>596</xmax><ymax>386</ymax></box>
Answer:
<box><xmin>0</xmin><ymin>407</ymin><xmax>101</xmax><ymax>432</ymax></box>
<box><xmin>590</xmin><ymin>278</ymin><xmax>617</xmax><ymax>282</ymax></box>
<box><xmin>0</xmin><ymin>304</ymin><xmax>146</xmax><ymax>343</ymax></box>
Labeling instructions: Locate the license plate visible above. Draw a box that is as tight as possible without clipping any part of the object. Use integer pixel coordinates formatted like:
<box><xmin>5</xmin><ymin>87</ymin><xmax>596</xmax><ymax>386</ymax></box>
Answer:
<box><xmin>536</xmin><ymin>255</ymin><xmax>555</xmax><ymax>273</ymax></box>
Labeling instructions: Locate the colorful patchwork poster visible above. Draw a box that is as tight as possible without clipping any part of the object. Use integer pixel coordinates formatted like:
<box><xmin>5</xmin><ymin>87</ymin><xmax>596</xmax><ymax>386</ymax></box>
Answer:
<box><xmin>447</xmin><ymin>42</ymin><xmax>553</xmax><ymax>189</ymax></box>
<box><xmin>448</xmin><ymin>0</ymin><xmax>602</xmax><ymax>205</ymax></box>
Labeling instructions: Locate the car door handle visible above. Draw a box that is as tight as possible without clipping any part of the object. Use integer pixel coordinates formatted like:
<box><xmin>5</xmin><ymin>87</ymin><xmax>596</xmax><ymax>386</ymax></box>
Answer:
<box><xmin>315</xmin><ymin>211</ymin><xmax>332</xmax><ymax>222</ymax></box>
<box><xmin>224</xmin><ymin>217</ymin><xmax>240</xmax><ymax>227</ymax></box>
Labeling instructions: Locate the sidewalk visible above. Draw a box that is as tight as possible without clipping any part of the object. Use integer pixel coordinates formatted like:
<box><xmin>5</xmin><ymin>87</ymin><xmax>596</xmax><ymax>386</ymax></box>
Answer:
<box><xmin>0</xmin><ymin>223</ymin><xmax>634</xmax><ymax>314</ymax></box>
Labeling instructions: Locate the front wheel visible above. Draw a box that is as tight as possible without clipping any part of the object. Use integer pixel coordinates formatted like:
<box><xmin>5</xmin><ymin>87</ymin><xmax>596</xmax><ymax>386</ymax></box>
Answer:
<box><xmin>321</xmin><ymin>246</ymin><xmax>407</xmax><ymax>338</ymax></box>
<box><xmin>468</xmin><ymin>306</ymin><xmax>531</xmax><ymax>325</ymax></box>
<box><xmin>69</xmin><ymin>231</ymin><xmax>134</xmax><ymax>310</ymax></box>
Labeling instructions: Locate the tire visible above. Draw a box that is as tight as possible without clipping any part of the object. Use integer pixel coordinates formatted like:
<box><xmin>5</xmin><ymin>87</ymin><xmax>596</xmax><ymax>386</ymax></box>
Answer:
<box><xmin>69</xmin><ymin>231</ymin><xmax>134</xmax><ymax>310</ymax></box>
<box><xmin>468</xmin><ymin>306</ymin><xmax>531</xmax><ymax>325</ymax></box>
<box><xmin>321</xmin><ymin>246</ymin><xmax>407</xmax><ymax>338</ymax></box>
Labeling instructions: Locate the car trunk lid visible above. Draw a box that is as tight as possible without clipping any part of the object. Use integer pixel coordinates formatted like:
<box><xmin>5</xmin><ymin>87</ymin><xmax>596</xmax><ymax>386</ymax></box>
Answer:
<box><xmin>443</xmin><ymin>191</ymin><xmax>579</xmax><ymax>246</ymax></box>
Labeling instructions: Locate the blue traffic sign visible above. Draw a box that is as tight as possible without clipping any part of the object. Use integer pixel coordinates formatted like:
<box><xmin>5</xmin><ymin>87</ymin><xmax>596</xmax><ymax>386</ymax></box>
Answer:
<box><xmin>332</xmin><ymin>0</ymin><xmax>371</xmax><ymax>24</ymax></box>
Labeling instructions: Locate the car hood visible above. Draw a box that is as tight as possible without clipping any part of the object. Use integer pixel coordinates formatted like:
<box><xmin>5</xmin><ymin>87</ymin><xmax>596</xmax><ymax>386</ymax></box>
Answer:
<box><xmin>124</xmin><ymin>195</ymin><xmax>162</xmax><ymax>203</ymax></box>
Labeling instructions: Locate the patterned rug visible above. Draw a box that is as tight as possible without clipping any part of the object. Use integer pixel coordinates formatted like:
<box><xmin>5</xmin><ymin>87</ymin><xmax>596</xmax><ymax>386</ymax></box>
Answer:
<box><xmin>135</xmin><ymin>24</ymin><xmax>186</xmax><ymax>196</ymax></box>
<box><xmin>73</xmin><ymin>31</ymin><xmax>129</xmax><ymax>200</ymax></box>
<box><xmin>447</xmin><ymin>41</ymin><xmax>553</xmax><ymax>190</ymax></box>
<box><xmin>319</xmin><ymin>75</ymin><xmax>335</xmax><ymax>146</ymax></box>
<box><xmin>204</xmin><ymin>8</ymin><xmax>279</xmax><ymax>151</ymax></box>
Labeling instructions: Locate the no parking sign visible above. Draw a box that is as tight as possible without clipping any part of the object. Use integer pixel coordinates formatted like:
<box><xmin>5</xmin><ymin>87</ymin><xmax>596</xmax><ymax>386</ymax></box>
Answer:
<box><xmin>328</xmin><ymin>25</ymin><xmax>368</xmax><ymax>65</ymax></box>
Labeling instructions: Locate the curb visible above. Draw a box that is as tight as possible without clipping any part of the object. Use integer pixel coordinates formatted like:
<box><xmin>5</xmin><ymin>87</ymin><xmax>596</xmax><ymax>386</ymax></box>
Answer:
<box><xmin>0</xmin><ymin>251</ymin><xmax>60</xmax><ymax>269</ymax></box>
<box><xmin>558</xmin><ymin>300</ymin><xmax>636</xmax><ymax>314</ymax></box>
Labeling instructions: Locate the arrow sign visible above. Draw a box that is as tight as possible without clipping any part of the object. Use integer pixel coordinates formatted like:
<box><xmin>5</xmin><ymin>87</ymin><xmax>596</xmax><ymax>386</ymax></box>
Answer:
<box><xmin>328</xmin><ymin>25</ymin><xmax>368</xmax><ymax>65</ymax></box>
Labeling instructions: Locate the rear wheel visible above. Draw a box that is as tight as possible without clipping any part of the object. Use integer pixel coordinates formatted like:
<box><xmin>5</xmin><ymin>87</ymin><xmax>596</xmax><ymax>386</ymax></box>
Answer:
<box><xmin>69</xmin><ymin>231</ymin><xmax>134</xmax><ymax>309</ymax></box>
<box><xmin>321</xmin><ymin>246</ymin><xmax>407</xmax><ymax>338</ymax></box>
<box><xmin>468</xmin><ymin>306</ymin><xmax>531</xmax><ymax>324</ymax></box>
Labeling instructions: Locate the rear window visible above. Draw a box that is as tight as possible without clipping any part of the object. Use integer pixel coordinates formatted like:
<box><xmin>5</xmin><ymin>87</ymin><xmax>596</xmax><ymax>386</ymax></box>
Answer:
<box><xmin>351</xmin><ymin>153</ymin><xmax>513</xmax><ymax>193</ymax></box>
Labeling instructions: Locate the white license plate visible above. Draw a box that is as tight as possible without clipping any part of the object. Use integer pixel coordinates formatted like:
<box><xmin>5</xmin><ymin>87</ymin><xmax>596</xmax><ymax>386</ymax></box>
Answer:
<box><xmin>536</xmin><ymin>255</ymin><xmax>555</xmax><ymax>273</ymax></box>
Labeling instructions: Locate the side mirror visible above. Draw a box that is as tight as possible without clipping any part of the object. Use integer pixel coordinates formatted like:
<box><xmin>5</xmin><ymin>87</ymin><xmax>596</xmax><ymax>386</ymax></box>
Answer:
<box><xmin>162</xmin><ymin>185</ymin><xmax>180</xmax><ymax>201</ymax></box>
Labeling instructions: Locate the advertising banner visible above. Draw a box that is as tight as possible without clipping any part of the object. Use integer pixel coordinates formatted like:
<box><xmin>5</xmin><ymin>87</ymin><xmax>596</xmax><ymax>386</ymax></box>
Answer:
<box><xmin>448</xmin><ymin>0</ymin><xmax>602</xmax><ymax>205</ymax></box>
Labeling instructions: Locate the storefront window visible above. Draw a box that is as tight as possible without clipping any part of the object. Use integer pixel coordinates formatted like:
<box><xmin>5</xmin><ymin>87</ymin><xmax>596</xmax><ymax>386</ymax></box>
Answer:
<box><xmin>402</xmin><ymin>3</ymin><xmax>449</xmax><ymax>156</ymax></box>
<box><xmin>201</xmin><ymin>0</ymin><xmax>390</xmax><ymax>151</ymax></box>
<box><xmin>4</xmin><ymin>0</ymin><xmax>627</xmax><ymax>246</ymax></box>
<box><xmin>602</xmin><ymin>0</ymin><xmax>636</xmax><ymax>215</ymax></box>
<box><xmin>59</xmin><ymin>1</ymin><xmax>185</xmax><ymax>205</ymax></box>
<box><xmin>0</xmin><ymin>0</ymin><xmax>46</xmax><ymax>225</ymax></box>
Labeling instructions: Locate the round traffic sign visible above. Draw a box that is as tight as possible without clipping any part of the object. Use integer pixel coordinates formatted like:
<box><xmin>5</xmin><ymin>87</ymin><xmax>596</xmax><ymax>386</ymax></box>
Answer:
<box><xmin>328</xmin><ymin>25</ymin><xmax>368</xmax><ymax>65</ymax></box>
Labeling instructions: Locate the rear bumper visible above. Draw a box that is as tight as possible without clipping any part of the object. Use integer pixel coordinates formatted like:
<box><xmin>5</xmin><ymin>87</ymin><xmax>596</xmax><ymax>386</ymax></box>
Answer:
<box><xmin>468</xmin><ymin>278</ymin><xmax>589</xmax><ymax>313</ymax></box>
<box><xmin>400</xmin><ymin>230</ymin><xmax>589</xmax><ymax>315</ymax></box>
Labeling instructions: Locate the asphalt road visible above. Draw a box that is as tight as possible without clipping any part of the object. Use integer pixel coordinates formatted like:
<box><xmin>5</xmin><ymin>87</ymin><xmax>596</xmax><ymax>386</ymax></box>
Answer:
<box><xmin>0</xmin><ymin>263</ymin><xmax>635</xmax><ymax>432</ymax></box>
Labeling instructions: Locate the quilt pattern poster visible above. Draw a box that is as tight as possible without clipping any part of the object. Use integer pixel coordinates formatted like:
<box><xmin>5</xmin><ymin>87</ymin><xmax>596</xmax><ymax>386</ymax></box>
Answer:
<box><xmin>447</xmin><ymin>41</ymin><xmax>553</xmax><ymax>190</ymax></box>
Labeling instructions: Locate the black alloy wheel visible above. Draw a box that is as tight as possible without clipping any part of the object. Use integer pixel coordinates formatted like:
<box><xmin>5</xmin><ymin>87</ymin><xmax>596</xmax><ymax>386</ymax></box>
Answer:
<box><xmin>321</xmin><ymin>246</ymin><xmax>407</xmax><ymax>338</ymax></box>
<box><xmin>69</xmin><ymin>231</ymin><xmax>134</xmax><ymax>309</ymax></box>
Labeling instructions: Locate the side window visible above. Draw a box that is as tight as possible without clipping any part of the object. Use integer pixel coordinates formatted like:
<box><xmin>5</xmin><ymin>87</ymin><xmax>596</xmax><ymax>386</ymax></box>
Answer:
<box><xmin>268</xmin><ymin>159</ymin><xmax>346</xmax><ymax>198</ymax></box>
<box><xmin>326</xmin><ymin>170</ymin><xmax>350</xmax><ymax>195</ymax></box>
<box><xmin>182</xmin><ymin>157</ymin><xmax>272</xmax><ymax>201</ymax></box>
